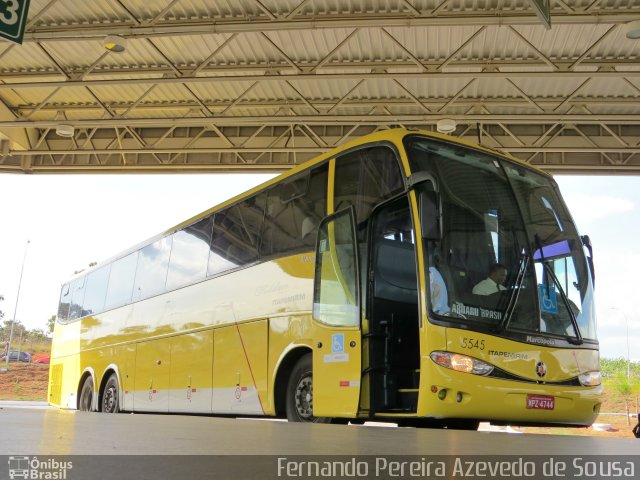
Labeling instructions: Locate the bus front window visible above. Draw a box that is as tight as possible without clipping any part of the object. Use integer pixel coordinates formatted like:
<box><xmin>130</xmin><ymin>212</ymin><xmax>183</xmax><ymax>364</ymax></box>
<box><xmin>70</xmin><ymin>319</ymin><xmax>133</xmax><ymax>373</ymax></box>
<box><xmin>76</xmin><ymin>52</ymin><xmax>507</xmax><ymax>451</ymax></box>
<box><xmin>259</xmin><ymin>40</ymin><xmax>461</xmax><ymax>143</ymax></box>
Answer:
<box><xmin>505</xmin><ymin>164</ymin><xmax>597</xmax><ymax>341</ymax></box>
<box><xmin>406</xmin><ymin>137</ymin><xmax>536</xmax><ymax>332</ymax></box>
<box><xmin>405</xmin><ymin>135</ymin><xmax>597</xmax><ymax>344</ymax></box>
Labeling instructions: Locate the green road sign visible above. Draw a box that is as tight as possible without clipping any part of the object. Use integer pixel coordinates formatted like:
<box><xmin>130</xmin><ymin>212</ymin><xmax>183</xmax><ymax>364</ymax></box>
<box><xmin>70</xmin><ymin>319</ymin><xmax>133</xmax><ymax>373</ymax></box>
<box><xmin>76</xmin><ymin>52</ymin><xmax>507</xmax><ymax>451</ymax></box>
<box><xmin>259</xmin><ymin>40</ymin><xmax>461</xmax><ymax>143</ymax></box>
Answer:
<box><xmin>0</xmin><ymin>0</ymin><xmax>31</xmax><ymax>44</ymax></box>
<box><xmin>527</xmin><ymin>0</ymin><xmax>551</xmax><ymax>30</ymax></box>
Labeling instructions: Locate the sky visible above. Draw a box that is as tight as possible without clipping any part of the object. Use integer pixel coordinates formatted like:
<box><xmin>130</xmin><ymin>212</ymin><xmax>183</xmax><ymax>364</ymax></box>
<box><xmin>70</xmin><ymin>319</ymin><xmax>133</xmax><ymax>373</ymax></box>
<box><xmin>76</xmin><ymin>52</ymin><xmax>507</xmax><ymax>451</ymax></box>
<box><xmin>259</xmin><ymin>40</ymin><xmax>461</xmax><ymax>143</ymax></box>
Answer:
<box><xmin>0</xmin><ymin>172</ymin><xmax>638</xmax><ymax>361</ymax></box>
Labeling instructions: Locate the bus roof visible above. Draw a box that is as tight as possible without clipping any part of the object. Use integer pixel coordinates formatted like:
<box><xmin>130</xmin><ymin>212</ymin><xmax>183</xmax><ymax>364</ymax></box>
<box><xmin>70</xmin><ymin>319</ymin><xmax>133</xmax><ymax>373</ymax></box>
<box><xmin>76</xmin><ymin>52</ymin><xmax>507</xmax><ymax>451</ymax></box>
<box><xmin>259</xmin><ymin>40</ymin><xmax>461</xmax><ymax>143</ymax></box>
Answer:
<box><xmin>61</xmin><ymin>128</ymin><xmax>548</xmax><ymax>283</ymax></box>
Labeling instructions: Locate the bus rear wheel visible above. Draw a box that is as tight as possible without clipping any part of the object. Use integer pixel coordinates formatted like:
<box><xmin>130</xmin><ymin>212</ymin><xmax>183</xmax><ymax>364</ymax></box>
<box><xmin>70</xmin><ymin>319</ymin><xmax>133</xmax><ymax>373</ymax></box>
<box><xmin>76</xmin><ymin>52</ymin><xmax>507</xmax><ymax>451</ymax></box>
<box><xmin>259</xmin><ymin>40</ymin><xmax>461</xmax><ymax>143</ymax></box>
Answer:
<box><xmin>286</xmin><ymin>354</ymin><xmax>331</xmax><ymax>423</ymax></box>
<box><xmin>101</xmin><ymin>373</ymin><xmax>120</xmax><ymax>413</ymax></box>
<box><xmin>78</xmin><ymin>376</ymin><xmax>94</xmax><ymax>412</ymax></box>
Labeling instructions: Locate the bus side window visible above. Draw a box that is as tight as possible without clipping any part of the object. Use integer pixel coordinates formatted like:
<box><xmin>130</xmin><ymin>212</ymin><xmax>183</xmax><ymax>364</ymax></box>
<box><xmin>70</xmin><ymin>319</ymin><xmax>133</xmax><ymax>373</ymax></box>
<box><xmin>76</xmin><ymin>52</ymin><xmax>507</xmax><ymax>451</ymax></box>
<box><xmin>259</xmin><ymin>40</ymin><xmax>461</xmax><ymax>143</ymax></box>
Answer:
<box><xmin>302</xmin><ymin>163</ymin><xmax>328</xmax><ymax>247</ymax></box>
<box><xmin>133</xmin><ymin>236</ymin><xmax>173</xmax><ymax>301</ymax></box>
<box><xmin>57</xmin><ymin>283</ymin><xmax>71</xmax><ymax>322</ymax></box>
<box><xmin>166</xmin><ymin>216</ymin><xmax>212</xmax><ymax>290</ymax></box>
<box><xmin>208</xmin><ymin>196</ymin><xmax>264</xmax><ymax>275</ymax></box>
<box><xmin>261</xmin><ymin>182</ymin><xmax>300</xmax><ymax>257</ymax></box>
<box><xmin>208</xmin><ymin>212</ymin><xmax>235</xmax><ymax>276</ymax></box>
<box><xmin>260</xmin><ymin>164</ymin><xmax>328</xmax><ymax>257</ymax></box>
<box><xmin>104</xmin><ymin>252</ymin><xmax>139</xmax><ymax>310</ymax></box>
<box><xmin>334</xmin><ymin>146</ymin><xmax>404</xmax><ymax>240</ymax></box>
<box><xmin>82</xmin><ymin>265</ymin><xmax>111</xmax><ymax>316</ymax></box>
<box><xmin>68</xmin><ymin>277</ymin><xmax>86</xmax><ymax>321</ymax></box>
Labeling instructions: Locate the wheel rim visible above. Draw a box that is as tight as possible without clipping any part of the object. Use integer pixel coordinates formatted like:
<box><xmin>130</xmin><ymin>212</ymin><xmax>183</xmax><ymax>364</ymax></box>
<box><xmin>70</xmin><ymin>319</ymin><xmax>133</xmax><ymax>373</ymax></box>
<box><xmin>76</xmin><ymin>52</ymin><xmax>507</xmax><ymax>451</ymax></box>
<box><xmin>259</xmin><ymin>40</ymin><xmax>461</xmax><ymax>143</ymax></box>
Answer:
<box><xmin>103</xmin><ymin>384</ymin><xmax>118</xmax><ymax>413</ymax></box>
<box><xmin>294</xmin><ymin>374</ymin><xmax>313</xmax><ymax>420</ymax></box>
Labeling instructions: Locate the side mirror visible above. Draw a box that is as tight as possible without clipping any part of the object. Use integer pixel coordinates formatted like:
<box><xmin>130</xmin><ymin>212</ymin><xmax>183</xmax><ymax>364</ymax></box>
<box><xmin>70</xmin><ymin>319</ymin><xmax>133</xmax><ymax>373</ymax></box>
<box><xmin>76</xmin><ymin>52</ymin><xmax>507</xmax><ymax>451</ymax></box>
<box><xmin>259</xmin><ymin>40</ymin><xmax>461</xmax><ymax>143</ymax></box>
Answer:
<box><xmin>419</xmin><ymin>190</ymin><xmax>441</xmax><ymax>240</ymax></box>
<box><xmin>581</xmin><ymin>235</ymin><xmax>595</xmax><ymax>285</ymax></box>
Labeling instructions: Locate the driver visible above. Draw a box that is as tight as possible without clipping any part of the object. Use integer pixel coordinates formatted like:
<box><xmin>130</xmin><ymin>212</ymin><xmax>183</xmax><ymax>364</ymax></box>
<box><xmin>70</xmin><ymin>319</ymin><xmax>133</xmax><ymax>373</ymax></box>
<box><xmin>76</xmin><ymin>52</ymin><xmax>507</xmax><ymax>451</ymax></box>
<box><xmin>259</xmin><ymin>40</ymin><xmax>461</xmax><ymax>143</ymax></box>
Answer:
<box><xmin>473</xmin><ymin>263</ymin><xmax>508</xmax><ymax>295</ymax></box>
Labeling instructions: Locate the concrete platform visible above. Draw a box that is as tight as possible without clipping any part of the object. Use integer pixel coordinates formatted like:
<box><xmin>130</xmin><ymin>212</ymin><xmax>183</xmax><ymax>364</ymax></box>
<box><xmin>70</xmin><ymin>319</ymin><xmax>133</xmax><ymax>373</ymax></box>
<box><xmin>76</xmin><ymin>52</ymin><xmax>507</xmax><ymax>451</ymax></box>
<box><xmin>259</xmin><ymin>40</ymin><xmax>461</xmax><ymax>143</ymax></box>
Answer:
<box><xmin>0</xmin><ymin>402</ymin><xmax>637</xmax><ymax>456</ymax></box>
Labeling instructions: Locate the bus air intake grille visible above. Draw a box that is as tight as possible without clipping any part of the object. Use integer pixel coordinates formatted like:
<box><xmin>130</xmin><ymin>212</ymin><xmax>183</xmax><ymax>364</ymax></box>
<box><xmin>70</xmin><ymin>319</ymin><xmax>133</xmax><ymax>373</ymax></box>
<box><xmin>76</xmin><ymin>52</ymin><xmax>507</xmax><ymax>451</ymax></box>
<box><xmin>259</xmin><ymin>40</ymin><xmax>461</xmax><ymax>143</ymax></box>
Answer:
<box><xmin>488</xmin><ymin>367</ymin><xmax>582</xmax><ymax>386</ymax></box>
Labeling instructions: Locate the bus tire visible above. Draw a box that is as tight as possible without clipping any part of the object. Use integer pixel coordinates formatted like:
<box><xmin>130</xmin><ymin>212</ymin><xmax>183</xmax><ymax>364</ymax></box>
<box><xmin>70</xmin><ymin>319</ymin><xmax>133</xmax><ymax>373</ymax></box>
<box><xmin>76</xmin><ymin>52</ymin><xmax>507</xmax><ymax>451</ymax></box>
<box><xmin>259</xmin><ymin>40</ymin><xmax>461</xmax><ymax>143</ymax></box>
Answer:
<box><xmin>285</xmin><ymin>354</ymin><xmax>331</xmax><ymax>423</ymax></box>
<box><xmin>101</xmin><ymin>373</ymin><xmax>120</xmax><ymax>413</ymax></box>
<box><xmin>78</xmin><ymin>376</ymin><xmax>94</xmax><ymax>412</ymax></box>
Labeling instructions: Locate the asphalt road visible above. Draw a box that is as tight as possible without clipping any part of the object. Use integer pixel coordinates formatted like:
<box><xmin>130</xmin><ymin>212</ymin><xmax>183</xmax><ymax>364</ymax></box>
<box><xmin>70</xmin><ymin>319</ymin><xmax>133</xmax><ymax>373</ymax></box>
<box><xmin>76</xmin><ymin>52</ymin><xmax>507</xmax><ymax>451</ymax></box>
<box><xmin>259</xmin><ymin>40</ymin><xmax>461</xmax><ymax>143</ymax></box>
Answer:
<box><xmin>0</xmin><ymin>402</ymin><xmax>637</xmax><ymax>480</ymax></box>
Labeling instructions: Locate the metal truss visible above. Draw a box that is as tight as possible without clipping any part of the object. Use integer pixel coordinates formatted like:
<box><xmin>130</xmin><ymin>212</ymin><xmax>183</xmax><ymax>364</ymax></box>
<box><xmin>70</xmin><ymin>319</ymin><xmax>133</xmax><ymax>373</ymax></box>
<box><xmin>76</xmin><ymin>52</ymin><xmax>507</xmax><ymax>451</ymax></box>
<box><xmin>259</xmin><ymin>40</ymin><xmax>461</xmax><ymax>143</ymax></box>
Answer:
<box><xmin>2</xmin><ymin>123</ymin><xmax>639</xmax><ymax>174</ymax></box>
<box><xmin>1</xmin><ymin>0</ymin><xmax>639</xmax><ymax>175</ymax></box>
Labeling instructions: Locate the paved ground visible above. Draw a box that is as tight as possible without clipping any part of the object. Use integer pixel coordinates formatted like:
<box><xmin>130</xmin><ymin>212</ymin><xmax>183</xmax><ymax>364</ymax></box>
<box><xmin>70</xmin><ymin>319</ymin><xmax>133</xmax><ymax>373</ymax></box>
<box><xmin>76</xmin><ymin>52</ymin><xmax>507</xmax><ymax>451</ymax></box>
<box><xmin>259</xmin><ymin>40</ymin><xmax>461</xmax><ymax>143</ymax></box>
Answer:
<box><xmin>0</xmin><ymin>401</ymin><xmax>637</xmax><ymax>456</ymax></box>
<box><xmin>1</xmin><ymin>402</ymin><xmax>637</xmax><ymax>480</ymax></box>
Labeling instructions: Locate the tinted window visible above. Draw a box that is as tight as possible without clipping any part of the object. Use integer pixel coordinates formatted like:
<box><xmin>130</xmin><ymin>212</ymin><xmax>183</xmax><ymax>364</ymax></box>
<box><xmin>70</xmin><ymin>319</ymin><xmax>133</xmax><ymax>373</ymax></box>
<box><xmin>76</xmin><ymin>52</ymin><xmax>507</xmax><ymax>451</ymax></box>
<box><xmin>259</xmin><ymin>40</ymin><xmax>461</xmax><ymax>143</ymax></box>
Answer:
<box><xmin>68</xmin><ymin>277</ymin><xmax>86</xmax><ymax>320</ymax></box>
<box><xmin>104</xmin><ymin>252</ymin><xmax>138</xmax><ymax>310</ymax></box>
<box><xmin>209</xmin><ymin>196</ymin><xmax>264</xmax><ymax>274</ymax></box>
<box><xmin>167</xmin><ymin>216</ymin><xmax>212</xmax><ymax>290</ymax></box>
<box><xmin>82</xmin><ymin>265</ymin><xmax>110</xmax><ymax>316</ymax></box>
<box><xmin>406</xmin><ymin>137</ymin><xmax>535</xmax><ymax>330</ymax></box>
<box><xmin>133</xmin><ymin>237</ymin><xmax>172</xmax><ymax>301</ymax></box>
<box><xmin>313</xmin><ymin>210</ymin><xmax>359</xmax><ymax>326</ymax></box>
<box><xmin>207</xmin><ymin>214</ymin><xmax>238</xmax><ymax>276</ymax></box>
<box><xmin>260</xmin><ymin>164</ymin><xmax>328</xmax><ymax>257</ymax></box>
<box><xmin>57</xmin><ymin>284</ymin><xmax>70</xmax><ymax>321</ymax></box>
<box><xmin>334</xmin><ymin>146</ymin><xmax>404</xmax><ymax>237</ymax></box>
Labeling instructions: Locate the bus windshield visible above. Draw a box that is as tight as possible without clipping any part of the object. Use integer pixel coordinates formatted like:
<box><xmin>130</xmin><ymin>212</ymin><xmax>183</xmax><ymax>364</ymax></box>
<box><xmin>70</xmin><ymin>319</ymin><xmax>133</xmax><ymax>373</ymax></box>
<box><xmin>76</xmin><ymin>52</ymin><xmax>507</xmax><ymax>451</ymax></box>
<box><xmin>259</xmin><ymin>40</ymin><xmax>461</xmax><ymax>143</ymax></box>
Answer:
<box><xmin>405</xmin><ymin>136</ymin><xmax>597</xmax><ymax>343</ymax></box>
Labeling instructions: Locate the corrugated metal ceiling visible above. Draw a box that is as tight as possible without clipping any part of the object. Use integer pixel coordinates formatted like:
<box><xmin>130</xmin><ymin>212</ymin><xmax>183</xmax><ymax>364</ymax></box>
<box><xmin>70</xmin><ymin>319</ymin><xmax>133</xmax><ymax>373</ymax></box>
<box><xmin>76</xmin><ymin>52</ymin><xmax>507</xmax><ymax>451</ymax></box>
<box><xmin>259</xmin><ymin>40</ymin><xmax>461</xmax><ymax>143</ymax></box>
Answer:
<box><xmin>0</xmin><ymin>0</ymin><xmax>639</xmax><ymax>173</ymax></box>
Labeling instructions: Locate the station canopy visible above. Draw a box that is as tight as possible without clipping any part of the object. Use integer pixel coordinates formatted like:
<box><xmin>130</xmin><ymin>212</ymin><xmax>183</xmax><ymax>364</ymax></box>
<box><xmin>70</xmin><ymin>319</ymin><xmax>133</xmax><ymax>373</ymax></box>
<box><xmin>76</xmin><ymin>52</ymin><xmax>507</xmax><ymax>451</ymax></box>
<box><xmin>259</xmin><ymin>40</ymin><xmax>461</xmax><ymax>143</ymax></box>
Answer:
<box><xmin>0</xmin><ymin>0</ymin><xmax>639</xmax><ymax>175</ymax></box>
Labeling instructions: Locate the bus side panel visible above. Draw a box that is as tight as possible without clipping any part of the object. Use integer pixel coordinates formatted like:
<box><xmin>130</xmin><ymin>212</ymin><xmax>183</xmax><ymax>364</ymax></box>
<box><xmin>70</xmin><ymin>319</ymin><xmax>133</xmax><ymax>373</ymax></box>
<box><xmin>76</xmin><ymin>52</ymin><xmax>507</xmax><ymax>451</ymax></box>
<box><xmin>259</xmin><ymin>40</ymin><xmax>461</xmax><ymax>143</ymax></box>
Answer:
<box><xmin>238</xmin><ymin>321</ymin><xmax>269</xmax><ymax>412</ymax></box>
<box><xmin>133</xmin><ymin>338</ymin><xmax>171</xmax><ymax>412</ymax></box>
<box><xmin>169</xmin><ymin>330</ymin><xmax>214</xmax><ymax>413</ymax></box>
<box><xmin>212</xmin><ymin>322</ymin><xmax>266</xmax><ymax>415</ymax></box>
<box><xmin>267</xmin><ymin>315</ymin><xmax>314</xmax><ymax>415</ymax></box>
<box><xmin>121</xmin><ymin>343</ymin><xmax>136</xmax><ymax>411</ymax></box>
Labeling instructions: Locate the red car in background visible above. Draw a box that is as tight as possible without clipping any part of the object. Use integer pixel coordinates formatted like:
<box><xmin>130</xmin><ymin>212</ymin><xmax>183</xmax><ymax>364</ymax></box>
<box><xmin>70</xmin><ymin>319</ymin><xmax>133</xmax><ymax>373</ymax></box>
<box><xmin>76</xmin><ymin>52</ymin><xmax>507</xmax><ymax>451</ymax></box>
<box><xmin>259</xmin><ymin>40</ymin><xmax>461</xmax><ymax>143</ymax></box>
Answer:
<box><xmin>33</xmin><ymin>355</ymin><xmax>50</xmax><ymax>364</ymax></box>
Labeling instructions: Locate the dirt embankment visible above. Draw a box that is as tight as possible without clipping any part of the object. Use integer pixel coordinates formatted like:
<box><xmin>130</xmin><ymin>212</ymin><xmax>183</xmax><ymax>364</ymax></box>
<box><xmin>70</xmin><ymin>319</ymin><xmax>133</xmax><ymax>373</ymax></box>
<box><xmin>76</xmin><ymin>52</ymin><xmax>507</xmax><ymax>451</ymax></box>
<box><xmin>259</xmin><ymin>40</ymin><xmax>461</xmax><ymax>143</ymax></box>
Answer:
<box><xmin>0</xmin><ymin>363</ymin><xmax>49</xmax><ymax>401</ymax></box>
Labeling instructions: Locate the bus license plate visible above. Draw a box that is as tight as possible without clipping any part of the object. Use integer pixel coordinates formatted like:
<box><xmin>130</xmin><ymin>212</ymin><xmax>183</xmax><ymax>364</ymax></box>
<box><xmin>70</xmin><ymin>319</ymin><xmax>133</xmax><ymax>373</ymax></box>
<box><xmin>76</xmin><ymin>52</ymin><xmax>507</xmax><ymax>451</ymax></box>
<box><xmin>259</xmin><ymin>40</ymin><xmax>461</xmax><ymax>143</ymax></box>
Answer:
<box><xmin>527</xmin><ymin>394</ymin><xmax>555</xmax><ymax>410</ymax></box>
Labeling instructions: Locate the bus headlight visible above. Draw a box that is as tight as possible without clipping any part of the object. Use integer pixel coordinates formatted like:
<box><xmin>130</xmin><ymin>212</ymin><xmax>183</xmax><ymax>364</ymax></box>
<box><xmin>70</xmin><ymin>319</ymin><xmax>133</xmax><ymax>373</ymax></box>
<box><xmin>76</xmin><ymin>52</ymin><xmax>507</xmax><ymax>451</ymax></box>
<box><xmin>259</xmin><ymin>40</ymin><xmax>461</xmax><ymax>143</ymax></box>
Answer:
<box><xmin>430</xmin><ymin>351</ymin><xmax>494</xmax><ymax>376</ymax></box>
<box><xmin>578</xmin><ymin>371</ymin><xmax>601</xmax><ymax>386</ymax></box>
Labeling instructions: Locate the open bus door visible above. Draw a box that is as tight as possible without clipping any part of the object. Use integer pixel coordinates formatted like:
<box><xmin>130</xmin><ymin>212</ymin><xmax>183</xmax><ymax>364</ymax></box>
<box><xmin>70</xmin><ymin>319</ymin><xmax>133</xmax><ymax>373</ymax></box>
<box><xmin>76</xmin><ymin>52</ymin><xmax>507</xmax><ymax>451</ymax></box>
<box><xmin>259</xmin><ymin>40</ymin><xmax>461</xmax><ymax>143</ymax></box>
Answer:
<box><xmin>311</xmin><ymin>208</ymin><xmax>362</xmax><ymax>418</ymax></box>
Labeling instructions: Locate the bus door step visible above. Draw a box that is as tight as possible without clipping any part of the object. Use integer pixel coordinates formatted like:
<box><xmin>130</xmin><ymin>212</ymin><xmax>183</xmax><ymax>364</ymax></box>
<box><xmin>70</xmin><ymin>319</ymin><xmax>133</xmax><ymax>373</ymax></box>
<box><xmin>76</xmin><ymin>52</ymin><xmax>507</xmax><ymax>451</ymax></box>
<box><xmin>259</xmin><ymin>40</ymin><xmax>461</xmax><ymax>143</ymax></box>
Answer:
<box><xmin>397</xmin><ymin>388</ymin><xmax>419</xmax><ymax>411</ymax></box>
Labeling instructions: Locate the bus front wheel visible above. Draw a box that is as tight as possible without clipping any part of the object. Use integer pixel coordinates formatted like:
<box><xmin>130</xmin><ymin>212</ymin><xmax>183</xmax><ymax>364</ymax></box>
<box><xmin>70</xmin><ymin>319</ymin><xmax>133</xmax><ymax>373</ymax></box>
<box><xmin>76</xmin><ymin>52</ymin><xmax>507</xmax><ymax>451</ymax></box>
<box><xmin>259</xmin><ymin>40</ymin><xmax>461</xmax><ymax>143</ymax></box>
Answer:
<box><xmin>286</xmin><ymin>354</ymin><xmax>331</xmax><ymax>423</ymax></box>
<box><xmin>78</xmin><ymin>376</ymin><xmax>94</xmax><ymax>412</ymax></box>
<box><xmin>101</xmin><ymin>373</ymin><xmax>120</xmax><ymax>413</ymax></box>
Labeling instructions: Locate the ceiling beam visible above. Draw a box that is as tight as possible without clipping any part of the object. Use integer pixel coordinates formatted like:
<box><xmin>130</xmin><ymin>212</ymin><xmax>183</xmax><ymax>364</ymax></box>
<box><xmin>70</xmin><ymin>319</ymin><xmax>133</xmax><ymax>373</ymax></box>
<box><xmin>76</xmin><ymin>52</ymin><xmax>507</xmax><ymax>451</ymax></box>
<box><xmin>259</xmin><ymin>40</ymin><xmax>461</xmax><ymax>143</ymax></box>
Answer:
<box><xmin>11</xmin><ymin>97</ymin><xmax>640</xmax><ymax>113</ymax></box>
<box><xmin>3</xmin><ymin>58</ymin><xmax>638</xmax><ymax>79</ymax></box>
<box><xmin>22</xmin><ymin>12</ymin><xmax>640</xmax><ymax>42</ymax></box>
<box><xmin>2</xmin><ymin>69</ymin><xmax>640</xmax><ymax>91</ymax></box>
<box><xmin>2</xmin><ymin>114</ymin><xmax>640</xmax><ymax>129</ymax></box>
<box><xmin>7</xmin><ymin>146</ymin><xmax>640</xmax><ymax>156</ymax></box>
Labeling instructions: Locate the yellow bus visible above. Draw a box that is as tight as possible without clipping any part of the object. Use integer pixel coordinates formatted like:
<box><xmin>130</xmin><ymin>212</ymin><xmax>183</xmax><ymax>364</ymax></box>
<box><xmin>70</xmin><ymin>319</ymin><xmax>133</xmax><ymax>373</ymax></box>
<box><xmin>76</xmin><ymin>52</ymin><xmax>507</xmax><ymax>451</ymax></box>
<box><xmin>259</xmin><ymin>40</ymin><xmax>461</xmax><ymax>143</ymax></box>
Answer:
<box><xmin>49</xmin><ymin>128</ymin><xmax>601</xmax><ymax>429</ymax></box>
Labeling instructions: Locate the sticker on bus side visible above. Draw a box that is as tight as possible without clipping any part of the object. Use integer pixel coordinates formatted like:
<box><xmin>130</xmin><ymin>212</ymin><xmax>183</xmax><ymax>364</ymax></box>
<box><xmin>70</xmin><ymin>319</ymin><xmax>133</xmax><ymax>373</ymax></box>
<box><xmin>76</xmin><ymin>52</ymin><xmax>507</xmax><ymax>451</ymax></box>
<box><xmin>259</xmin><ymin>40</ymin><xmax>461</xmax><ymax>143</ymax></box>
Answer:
<box><xmin>332</xmin><ymin>333</ymin><xmax>345</xmax><ymax>353</ymax></box>
<box><xmin>324</xmin><ymin>353</ymin><xmax>349</xmax><ymax>363</ymax></box>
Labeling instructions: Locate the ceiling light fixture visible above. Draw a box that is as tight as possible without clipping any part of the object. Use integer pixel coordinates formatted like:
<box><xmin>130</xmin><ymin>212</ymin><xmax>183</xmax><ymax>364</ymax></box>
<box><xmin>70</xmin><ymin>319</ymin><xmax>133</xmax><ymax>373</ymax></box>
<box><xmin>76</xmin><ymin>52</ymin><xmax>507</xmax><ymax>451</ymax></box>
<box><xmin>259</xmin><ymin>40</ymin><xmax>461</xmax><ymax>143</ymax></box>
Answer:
<box><xmin>626</xmin><ymin>20</ymin><xmax>640</xmax><ymax>39</ymax></box>
<box><xmin>104</xmin><ymin>35</ymin><xmax>127</xmax><ymax>53</ymax></box>
<box><xmin>56</xmin><ymin>124</ymin><xmax>75</xmax><ymax>138</ymax></box>
<box><xmin>436</xmin><ymin>119</ymin><xmax>456</xmax><ymax>134</ymax></box>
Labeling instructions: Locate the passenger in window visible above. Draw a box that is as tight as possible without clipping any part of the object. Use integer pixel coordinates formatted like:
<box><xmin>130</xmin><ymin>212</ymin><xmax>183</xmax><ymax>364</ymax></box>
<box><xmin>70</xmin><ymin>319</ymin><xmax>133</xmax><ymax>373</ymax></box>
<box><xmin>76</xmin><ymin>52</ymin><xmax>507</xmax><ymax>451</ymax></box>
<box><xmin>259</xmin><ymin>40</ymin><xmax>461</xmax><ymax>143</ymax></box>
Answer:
<box><xmin>472</xmin><ymin>263</ymin><xmax>508</xmax><ymax>295</ymax></box>
<box><xmin>429</xmin><ymin>267</ymin><xmax>449</xmax><ymax>314</ymax></box>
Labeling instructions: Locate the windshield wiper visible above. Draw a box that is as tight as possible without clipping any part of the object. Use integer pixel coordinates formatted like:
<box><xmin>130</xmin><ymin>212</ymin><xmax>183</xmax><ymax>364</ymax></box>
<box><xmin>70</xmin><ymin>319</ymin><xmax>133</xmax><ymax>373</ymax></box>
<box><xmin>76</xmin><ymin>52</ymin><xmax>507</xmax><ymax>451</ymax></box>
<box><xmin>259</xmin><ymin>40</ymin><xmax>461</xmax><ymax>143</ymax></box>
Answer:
<box><xmin>496</xmin><ymin>250</ymin><xmax>528</xmax><ymax>333</ymax></box>
<box><xmin>541</xmin><ymin>263</ymin><xmax>584</xmax><ymax>345</ymax></box>
<box><xmin>533</xmin><ymin>234</ymin><xmax>583</xmax><ymax>345</ymax></box>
